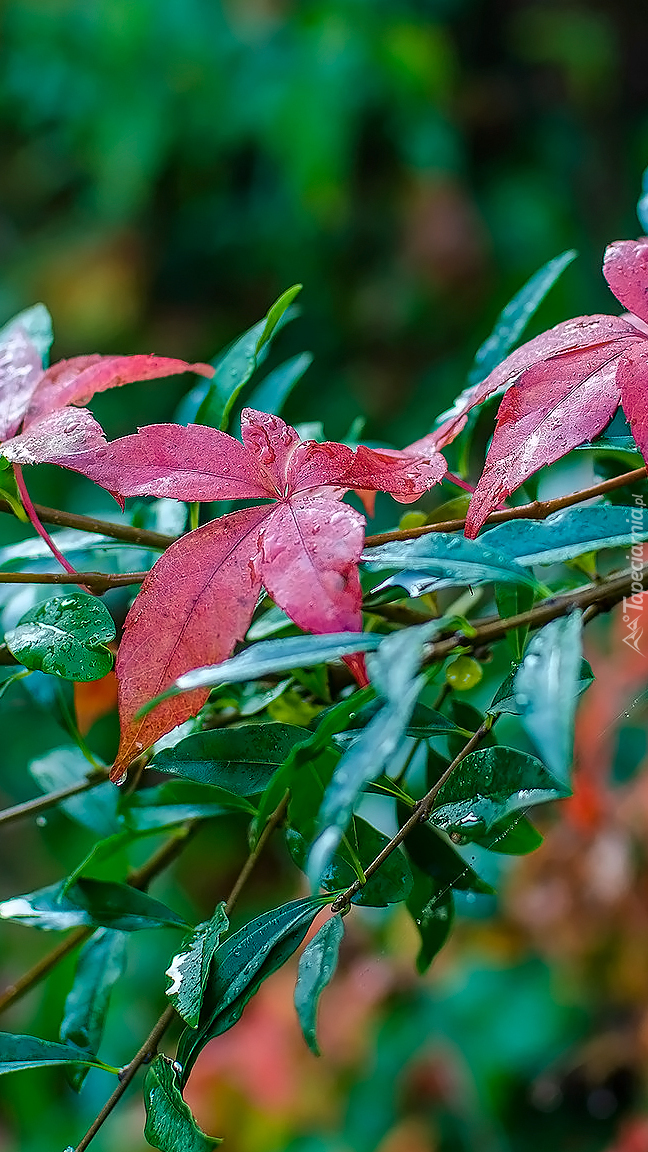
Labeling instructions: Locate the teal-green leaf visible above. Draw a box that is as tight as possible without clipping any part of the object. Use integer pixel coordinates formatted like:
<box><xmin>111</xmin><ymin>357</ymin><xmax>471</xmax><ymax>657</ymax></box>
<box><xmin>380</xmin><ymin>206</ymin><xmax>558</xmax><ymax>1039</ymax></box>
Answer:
<box><xmin>294</xmin><ymin>914</ymin><xmax>344</xmax><ymax>1055</ymax></box>
<box><xmin>151</xmin><ymin>723</ymin><xmax>311</xmax><ymax>793</ymax></box>
<box><xmin>431</xmin><ymin>746</ymin><xmax>563</xmax><ymax>838</ymax></box>
<box><xmin>488</xmin><ymin>658</ymin><xmax>593</xmax><ymax>716</ymax></box>
<box><xmin>0</xmin><ymin>878</ymin><xmax>189</xmax><ymax>932</ymax></box>
<box><xmin>514</xmin><ymin>612</ymin><xmax>583</xmax><ymax>789</ymax></box>
<box><xmin>481</xmin><ymin>507</ymin><xmax>648</xmax><ymax>567</ymax></box>
<box><xmin>246</xmin><ymin>351</ymin><xmax>313</xmax><ymax>416</ymax></box>
<box><xmin>29</xmin><ymin>746</ymin><xmax>116</xmax><ymax>837</ymax></box>
<box><xmin>166</xmin><ymin>903</ymin><xmax>229</xmax><ymax>1029</ymax></box>
<box><xmin>364</xmin><ymin>533</ymin><xmax>537</xmax><ymax>595</ymax></box>
<box><xmin>176</xmin><ymin>896</ymin><xmax>329</xmax><ymax>1084</ymax></box>
<box><xmin>288</xmin><ymin>816</ymin><xmax>412</xmax><ymax>907</ymax></box>
<box><xmin>5</xmin><ymin>594</ymin><xmax>116</xmax><ymax>681</ymax></box>
<box><xmin>307</xmin><ymin>623</ymin><xmax>438</xmax><ymax>890</ymax></box>
<box><xmin>406</xmin><ymin>866</ymin><xmax>454</xmax><ymax>974</ymax></box>
<box><xmin>0</xmin><ymin>1032</ymin><xmax>112</xmax><ymax>1076</ymax></box>
<box><xmin>122</xmin><ymin>780</ymin><xmax>255</xmax><ymax>831</ymax></box>
<box><xmin>142</xmin><ymin>633</ymin><xmax>383</xmax><ymax>712</ymax></box>
<box><xmin>196</xmin><ymin>285</ymin><xmax>302</xmax><ymax>431</ymax></box>
<box><xmin>144</xmin><ymin>1055</ymin><xmax>221</xmax><ymax>1150</ymax></box>
<box><xmin>0</xmin><ymin>302</ymin><xmax>53</xmax><ymax>364</ymax></box>
<box><xmin>59</xmin><ymin>928</ymin><xmax>127</xmax><ymax>1090</ymax></box>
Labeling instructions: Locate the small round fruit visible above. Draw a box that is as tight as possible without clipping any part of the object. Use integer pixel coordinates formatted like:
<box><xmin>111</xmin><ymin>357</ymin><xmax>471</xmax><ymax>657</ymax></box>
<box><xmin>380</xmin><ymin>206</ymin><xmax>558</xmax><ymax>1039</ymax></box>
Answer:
<box><xmin>445</xmin><ymin>655</ymin><xmax>483</xmax><ymax>690</ymax></box>
<box><xmin>398</xmin><ymin>511</ymin><xmax>427</xmax><ymax>531</ymax></box>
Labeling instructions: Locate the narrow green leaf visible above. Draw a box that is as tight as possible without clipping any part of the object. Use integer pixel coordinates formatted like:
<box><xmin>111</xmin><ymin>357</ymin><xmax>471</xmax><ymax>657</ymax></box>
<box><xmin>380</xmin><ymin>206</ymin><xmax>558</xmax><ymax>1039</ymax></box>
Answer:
<box><xmin>29</xmin><ymin>746</ymin><xmax>117</xmax><ymax>837</ymax></box>
<box><xmin>144</xmin><ymin>1054</ymin><xmax>221</xmax><ymax>1150</ymax></box>
<box><xmin>294</xmin><ymin>914</ymin><xmax>344</xmax><ymax>1055</ymax></box>
<box><xmin>307</xmin><ymin>623</ymin><xmax>438</xmax><ymax>889</ymax></box>
<box><xmin>481</xmin><ymin>506</ymin><xmax>648</xmax><ymax>567</ymax></box>
<box><xmin>406</xmin><ymin>867</ymin><xmax>454</xmax><ymax>974</ymax></box>
<box><xmin>142</xmin><ymin>633</ymin><xmax>383</xmax><ymax>712</ymax></box>
<box><xmin>60</xmin><ymin>928</ymin><xmax>127</xmax><ymax>1090</ymax></box>
<box><xmin>514</xmin><ymin>612</ymin><xmax>583</xmax><ymax>789</ymax></box>
<box><xmin>0</xmin><ymin>1032</ymin><xmax>114</xmax><ymax>1076</ymax></box>
<box><xmin>5</xmin><ymin>594</ymin><xmax>116</xmax><ymax>681</ymax></box>
<box><xmin>0</xmin><ymin>878</ymin><xmax>189</xmax><ymax>932</ymax></box>
<box><xmin>151</xmin><ymin>723</ymin><xmax>311</xmax><ymax>793</ymax></box>
<box><xmin>176</xmin><ymin>897</ymin><xmax>329</xmax><ymax>1084</ymax></box>
<box><xmin>247</xmin><ymin>351</ymin><xmax>313</xmax><ymax>416</ymax></box>
<box><xmin>123</xmin><ymin>780</ymin><xmax>254</xmax><ymax>831</ymax></box>
<box><xmin>364</xmin><ymin>533</ymin><xmax>537</xmax><ymax>595</ymax></box>
<box><xmin>495</xmin><ymin>582</ymin><xmax>535</xmax><ymax>660</ymax></box>
<box><xmin>288</xmin><ymin>816</ymin><xmax>412</xmax><ymax>907</ymax></box>
<box><xmin>166</xmin><ymin>904</ymin><xmax>229</xmax><ymax>1029</ymax></box>
<box><xmin>431</xmin><ymin>746</ymin><xmax>563</xmax><ymax>838</ymax></box>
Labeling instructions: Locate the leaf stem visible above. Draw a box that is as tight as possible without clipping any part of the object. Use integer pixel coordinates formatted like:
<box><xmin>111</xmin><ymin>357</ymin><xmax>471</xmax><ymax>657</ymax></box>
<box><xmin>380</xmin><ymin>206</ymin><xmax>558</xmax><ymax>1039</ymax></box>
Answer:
<box><xmin>71</xmin><ymin>793</ymin><xmax>290</xmax><ymax>1152</ymax></box>
<box><xmin>0</xmin><ymin>570</ymin><xmax>147</xmax><ymax>589</ymax></box>
<box><xmin>12</xmin><ymin>465</ymin><xmax>80</xmax><ymax>576</ymax></box>
<box><xmin>0</xmin><ymin>770</ymin><xmax>109</xmax><ymax>830</ymax></box>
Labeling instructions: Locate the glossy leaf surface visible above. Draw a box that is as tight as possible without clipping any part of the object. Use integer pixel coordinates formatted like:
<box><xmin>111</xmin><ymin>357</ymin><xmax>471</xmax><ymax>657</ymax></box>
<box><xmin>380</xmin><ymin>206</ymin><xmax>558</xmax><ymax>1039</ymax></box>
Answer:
<box><xmin>482</xmin><ymin>506</ymin><xmax>648</xmax><ymax>566</ymax></box>
<box><xmin>0</xmin><ymin>878</ymin><xmax>188</xmax><ymax>932</ymax></box>
<box><xmin>4</xmin><ymin>593</ymin><xmax>116</xmax><ymax>681</ymax></box>
<box><xmin>144</xmin><ymin>1055</ymin><xmax>221</xmax><ymax>1150</ymax></box>
<box><xmin>59</xmin><ymin>928</ymin><xmax>127</xmax><ymax>1089</ymax></box>
<box><xmin>294</xmin><ymin>913</ymin><xmax>344</xmax><ymax>1054</ymax></box>
<box><xmin>166</xmin><ymin>903</ymin><xmax>229</xmax><ymax>1029</ymax></box>
<box><xmin>0</xmin><ymin>1033</ymin><xmax>111</xmax><ymax>1076</ymax></box>
<box><xmin>514</xmin><ymin>612</ymin><xmax>583</xmax><ymax>789</ymax></box>
<box><xmin>431</xmin><ymin>746</ymin><xmax>564</xmax><ymax>837</ymax></box>
<box><xmin>151</xmin><ymin>723</ymin><xmax>311</xmax><ymax>792</ymax></box>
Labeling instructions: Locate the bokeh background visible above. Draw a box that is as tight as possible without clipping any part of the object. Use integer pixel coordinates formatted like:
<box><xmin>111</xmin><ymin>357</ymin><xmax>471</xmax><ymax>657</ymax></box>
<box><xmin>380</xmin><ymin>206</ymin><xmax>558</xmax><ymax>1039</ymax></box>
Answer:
<box><xmin>1</xmin><ymin>1</ymin><xmax>648</xmax><ymax>1150</ymax></box>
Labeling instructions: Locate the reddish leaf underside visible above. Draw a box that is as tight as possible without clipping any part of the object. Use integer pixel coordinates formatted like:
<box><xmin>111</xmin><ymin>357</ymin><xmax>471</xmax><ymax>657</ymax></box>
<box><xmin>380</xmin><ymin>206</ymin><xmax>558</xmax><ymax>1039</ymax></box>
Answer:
<box><xmin>0</xmin><ymin>326</ymin><xmax>44</xmax><ymax>441</ymax></box>
<box><xmin>2</xmin><ymin>408</ymin><xmax>108</xmax><ymax>465</ymax></box>
<box><xmin>342</xmin><ymin>443</ymin><xmax>447</xmax><ymax>502</ymax></box>
<box><xmin>618</xmin><ymin>342</ymin><xmax>648</xmax><ymax>462</ymax></box>
<box><xmin>25</xmin><ymin>354</ymin><xmax>215</xmax><ymax>423</ymax></box>
<box><xmin>111</xmin><ymin>505</ymin><xmax>271</xmax><ymax>782</ymax></box>
<box><xmin>603</xmin><ymin>239</ymin><xmax>648</xmax><ymax>327</ymax></box>
<box><xmin>464</xmin><ymin>342</ymin><xmax>627</xmax><ymax>538</ymax></box>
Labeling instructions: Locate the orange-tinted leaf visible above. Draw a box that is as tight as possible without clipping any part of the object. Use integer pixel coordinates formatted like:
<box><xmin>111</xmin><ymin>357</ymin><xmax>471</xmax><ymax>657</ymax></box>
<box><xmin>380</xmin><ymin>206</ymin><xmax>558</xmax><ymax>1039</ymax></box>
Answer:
<box><xmin>74</xmin><ymin>672</ymin><xmax>119</xmax><ymax>735</ymax></box>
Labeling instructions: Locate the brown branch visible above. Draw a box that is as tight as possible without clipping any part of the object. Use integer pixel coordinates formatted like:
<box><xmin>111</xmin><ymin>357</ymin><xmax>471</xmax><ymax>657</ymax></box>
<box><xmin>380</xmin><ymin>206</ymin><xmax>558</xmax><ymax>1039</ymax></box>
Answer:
<box><xmin>331</xmin><ymin>719</ymin><xmax>495</xmax><ymax>911</ymax></box>
<box><xmin>72</xmin><ymin>793</ymin><xmax>290</xmax><ymax>1152</ymax></box>
<box><xmin>0</xmin><ymin>495</ymin><xmax>174</xmax><ymax>550</ymax></box>
<box><xmin>0</xmin><ymin>570</ymin><xmax>147</xmax><ymax>589</ymax></box>
<box><xmin>364</xmin><ymin>465</ymin><xmax>648</xmax><ymax>547</ymax></box>
<box><xmin>0</xmin><ymin>769</ymin><xmax>109</xmax><ymax>830</ymax></box>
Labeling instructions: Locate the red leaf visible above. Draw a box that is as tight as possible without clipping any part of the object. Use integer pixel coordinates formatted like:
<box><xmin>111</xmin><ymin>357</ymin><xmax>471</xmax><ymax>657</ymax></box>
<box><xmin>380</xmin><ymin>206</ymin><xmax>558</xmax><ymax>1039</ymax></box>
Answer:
<box><xmin>0</xmin><ymin>326</ymin><xmax>44</xmax><ymax>440</ymax></box>
<box><xmin>465</xmin><ymin>343</ymin><xmax>625</xmax><ymax>538</ymax></box>
<box><xmin>603</xmin><ymin>239</ymin><xmax>648</xmax><ymax>326</ymax></box>
<box><xmin>240</xmin><ymin>408</ymin><xmax>356</xmax><ymax>494</ymax></box>
<box><xmin>433</xmin><ymin>315</ymin><xmax>639</xmax><ymax>450</ymax></box>
<box><xmin>618</xmin><ymin>342</ymin><xmax>648</xmax><ymax>461</ymax></box>
<box><xmin>111</xmin><ymin>505</ymin><xmax>271</xmax><ymax>782</ymax></box>
<box><xmin>259</xmin><ymin>494</ymin><xmax>364</xmax><ymax>634</ymax></box>
<box><xmin>2</xmin><ymin>407</ymin><xmax>107</xmax><ymax>465</ymax></box>
<box><xmin>342</xmin><ymin>443</ymin><xmax>447</xmax><ymax>503</ymax></box>
<box><xmin>26</xmin><ymin>354</ymin><xmax>214</xmax><ymax>423</ymax></box>
<box><xmin>31</xmin><ymin>422</ymin><xmax>275</xmax><ymax>502</ymax></box>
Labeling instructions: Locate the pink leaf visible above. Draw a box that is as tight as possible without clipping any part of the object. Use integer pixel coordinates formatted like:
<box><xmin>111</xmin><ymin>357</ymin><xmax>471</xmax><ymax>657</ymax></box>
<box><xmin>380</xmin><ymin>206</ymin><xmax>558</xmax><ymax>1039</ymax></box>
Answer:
<box><xmin>259</xmin><ymin>494</ymin><xmax>364</xmax><ymax>635</ymax></box>
<box><xmin>618</xmin><ymin>342</ymin><xmax>648</xmax><ymax>463</ymax></box>
<box><xmin>0</xmin><ymin>326</ymin><xmax>45</xmax><ymax>440</ymax></box>
<box><xmin>342</xmin><ymin>443</ymin><xmax>447</xmax><ymax>503</ymax></box>
<box><xmin>433</xmin><ymin>315</ymin><xmax>639</xmax><ymax>450</ymax></box>
<box><xmin>111</xmin><ymin>505</ymin><xmax>271</xmax><ymax>782</ymax></box>
<box><xmin>30</xmin><ymin>422</ymin><xmax>275</xmax><ymax>502</ymax></box>
<box><xmin>2</xmin><ymin>407</ymin><xmax>107</xmax><ymax>465</ymax></box>
<box><xmin>465</xmin><ymin>343</ymin><xmax>625</xmax><ymax>538</ymax></box>
<box><xmin>239</xmin><ymin>407</ymin><xmax>355</xmax><ymax>495</ymax></box>
<box><xmin>603</xmin><ymin>239</ymin><xmax>648</xmax><ymax>327</ymax></box>
<box><xmin>26</xmin><ymin>354</ymin><xmax>215</xmax><ymax>423</ymax></box>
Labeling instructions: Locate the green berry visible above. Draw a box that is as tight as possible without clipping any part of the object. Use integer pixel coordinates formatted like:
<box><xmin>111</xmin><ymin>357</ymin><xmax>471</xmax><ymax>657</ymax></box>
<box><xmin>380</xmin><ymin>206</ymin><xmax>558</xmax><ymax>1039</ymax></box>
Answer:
<box><xmin>445</xmin><ymin>655</ymin><xmax>482</xmax><ymax>691</ymax></box>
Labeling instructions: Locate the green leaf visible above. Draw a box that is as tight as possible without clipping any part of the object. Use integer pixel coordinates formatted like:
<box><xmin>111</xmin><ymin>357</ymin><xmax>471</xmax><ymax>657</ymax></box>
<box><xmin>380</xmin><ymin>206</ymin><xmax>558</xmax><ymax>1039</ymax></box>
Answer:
<box><xmin>123</xmin><ymin>780</ymin><xmax>255</xmax><ymax>831</ymax></box>
<box><xmin>0</xmin><ymin>878</ymin><xmax>189</xmax><ymax>932</ymax></box>
<box><xmin>294</xmin><ymin>914</ymin><xmax>344</xmax><ymax>1055</ymax></box>
<box><xmin>307</xmin><ymin>623</ymin><xmax>438</xmax><ymax>890</ymax></box>
<box><xmin>151</xmin><ymin>723</ymin><xmax>312</xmax><ymax>793</ymax></box>
<box><xmin>59</xmin><ymin>928</ymin><xmax>127</xmax><ymax>1090</ymax></box>
<box><xmin>495</xmin><ymin>582</ymin><xmax>535</xmax><ymax>660</ymax></box>
<box><xmin>166</xmin><ymin>904</ymin><xmax>229</xmax><ymax>1029</ymax></box>
<box><xmin>467</xmin><ymin>250</ymin><xmax>577</xmax><ymax>387</ymax></box>
<box><xmin>406</xmin><ymin>866</ymin><xmax>454</xmax><ymax>974</ymax></box>
<box><xmin>431</xmin><ymin>747</ymin><xmax>563</xmax><ymax>838</ymax></box>
<box><xmin>29</xmin><ymin>746</ymin><xmax>117</xmax><ymax>837</ymax></box>
<box><xmin>638</xmin><ymin>165</ymin><xmax>648</xmax><ymax>232</ymax></box>
<box><xmin>0</xmin><ymin>1032</ymin><xmax>114</xmax><ymax>1076</ymax></box>
<box><xmin>514</xmin><ymin>612</ymin><xmax>583</xmax><ymax>789</ymax></box>
<box><xmin>478</xmin><ymin>813</ymin><xmax>543</xmax><ymax>855</ymax></box>
<box><xmin>4</xmin><ymin>593</ymin><xmax>116</xmax><ymax>681</ymax></box>
<box><xmin>176</xmin><ymin>896</ymin><xmax>329</xmax><ymax>1084</ymax></box>
<box><xmin>247</xmin><ymin>351</ymin><xmax>313</xmax><ymax>416</ymax></box>
<box><xmin>0</xmin><ymin>465</ymin><xmax>28</xmax><ymax>521</ymax></box>
<box><xmin>400</xmin><ymin>813</ymin><xmax>494</xmax><ymax>897</ymax></box>
<box><xmin>481</xmin><ymin>506</ymin><xmax>648</xmax><ymax>567</ymax></box>
<box><xmin>196</xmin><ymin>285</ymin><xmax>302</xmax><ymax>430</ymax></box>
<box><xmin>144</xmin><ymin>1055</ymin><xmax>221</xmax><ymax>1150</ymax></box>
<box><xmin>364</xmin><ymin>533</ymin><xmax>537</xmax><ymax>595</ymax></box>
<box><xmin>288</xmin><ymin>816</ymin><xmax>412</xmax><ymax>907</ymax></box>
<box><xmin>142</xmin><ymin>633</ymin><xmax>383</xmax><ymax>712</ymax></box>
<box><xmin>0</xmin><ymin>302</ymin><xmax>53</xmax><ymax>364</ymax></box>
<box><xmin>488</xmin><ymin>658</ymin><xmax>594</xmax><ymax>715</ymax></box>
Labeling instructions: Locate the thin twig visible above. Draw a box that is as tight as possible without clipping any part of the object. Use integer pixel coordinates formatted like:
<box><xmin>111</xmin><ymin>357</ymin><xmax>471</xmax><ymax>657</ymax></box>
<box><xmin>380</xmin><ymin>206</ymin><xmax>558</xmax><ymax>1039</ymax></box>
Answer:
<box><xmin>0</xmin><ymin>495</ymin><xmax>174</xmax><ymax>550</ymax></box>
<box><xmin>0</xmin><ymin>570</ymin><xmax>147</xmax><ymax>589</ymax></box>
<box><xmin>72</xmin><ymin>794</ymin><xmax>290</xmax><ymax>1152</ymax></box>
<box><xmin>332</xmin><ymin>719</ymin><xmax>495</xmax><ymax>911</ymax></box>
<box><xmin>0</xmin><ymin>770</ymin><xmax>109</xmax><ymax>830</ymax></box>
<box><xmin>364</xmin><ymin>465</ymin><xmax>648</xmax><ymax>547</ymax></box>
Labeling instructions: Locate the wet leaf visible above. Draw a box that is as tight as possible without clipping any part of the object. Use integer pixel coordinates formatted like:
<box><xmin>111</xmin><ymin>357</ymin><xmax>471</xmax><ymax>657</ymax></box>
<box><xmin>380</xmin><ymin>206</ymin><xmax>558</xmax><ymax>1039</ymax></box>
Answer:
<box><xmin>406</xmin><ymin>866</ymin><xmax>454</xmax><ymax>974</ymax></box>
<box><xmin>123</xmin><ymin>780</ymin><xmax>254</xmax><ymax>831</ymax></box>
<box><xmin>29</xmin><ymin>746</ymin><xmax>117</xmax><ymax>837</ymax></box>
<box><xmin>294</xmin><ymin>914</ymin><xmax>344</xmax><ymax>1054</ymax></box>
<box><xmin>165</xmin><ymin>904</ymin><xmax>229</xmax><ymax>1029</ymax></box>
<box><xmin>481</xmin><ymin>506</ymin><xmax>648</xmax><ymax>566</ymax></box>
<box><xmin>431</xmin><ymin>746</ymin><xmax>563</xmax><ymax>837</ymax></box>
<box><xmin>364</xmin><ymin>532</ymin><xmax>537</xmax><ymax>596</ymax></box>
<box><xmin>514</xmin><ymin>612</ymin><xmax>583</xmax><ymax>789</ymax></box>
<box><xmin>400</xmin><ymin>812</ymin><xmax>494</xmax><ymax>897</ymax></box>
<box><xmin>4</xmin><ymin>594</ymin><xmax>116</xmax><ymax>682</ymax></box>
<box><xmin>288</xmin><ymin>816</ymin><xmax>412</xmax><ymax>907</ymax></box>
<box><xmin>144</xmin><ymin>1055</ymin><xmax>221</xmax><ymax>1150</ymax></box>
<box><xmin>0</xmin><ymin>1033</ymin><xmax>113</xmax><ymax>1077</ymax></box>
<box><xmin>0</xmin><ymin>878</ymin><xmax>189</xmax><ymax>932</ymax></box>
<box><xmin>59</xmin><ymin>928</ymin><xmax>127</xmax><ymax>1090</ymax></box>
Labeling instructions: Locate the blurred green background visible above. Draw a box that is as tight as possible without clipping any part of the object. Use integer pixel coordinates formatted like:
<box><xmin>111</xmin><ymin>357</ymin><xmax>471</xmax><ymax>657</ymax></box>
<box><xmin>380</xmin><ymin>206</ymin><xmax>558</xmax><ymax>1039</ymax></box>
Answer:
<box><xmin>1</xmin><ymin>1</ymin><xmax>648</xmax><ymax>1150</ymax></box>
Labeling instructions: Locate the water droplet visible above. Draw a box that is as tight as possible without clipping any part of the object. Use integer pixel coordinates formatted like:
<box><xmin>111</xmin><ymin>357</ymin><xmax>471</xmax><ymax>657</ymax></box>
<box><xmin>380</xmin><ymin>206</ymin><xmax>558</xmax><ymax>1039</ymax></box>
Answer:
<box><xmin>172</xmin><ymin>1060</ymin><xmax>183</xmax><ymax>1075</ymax></box>
<box><xmin>36</xmin><ymin>815</ymin><xmax>47</xmax><ymax>827</ymax></box>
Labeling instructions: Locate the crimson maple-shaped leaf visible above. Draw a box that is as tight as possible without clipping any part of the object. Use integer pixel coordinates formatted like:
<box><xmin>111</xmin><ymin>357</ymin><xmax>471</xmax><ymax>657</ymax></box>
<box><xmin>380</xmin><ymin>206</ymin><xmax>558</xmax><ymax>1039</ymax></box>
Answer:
<box><xmin>15</xmin><ymin>407</ymin><xmax>445</xmax><ymax>780</ymax></box>
<box><xmin>436</xmin><ymin>239</ymin><xmax>648</xmax><ymax>537</ymax></box>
